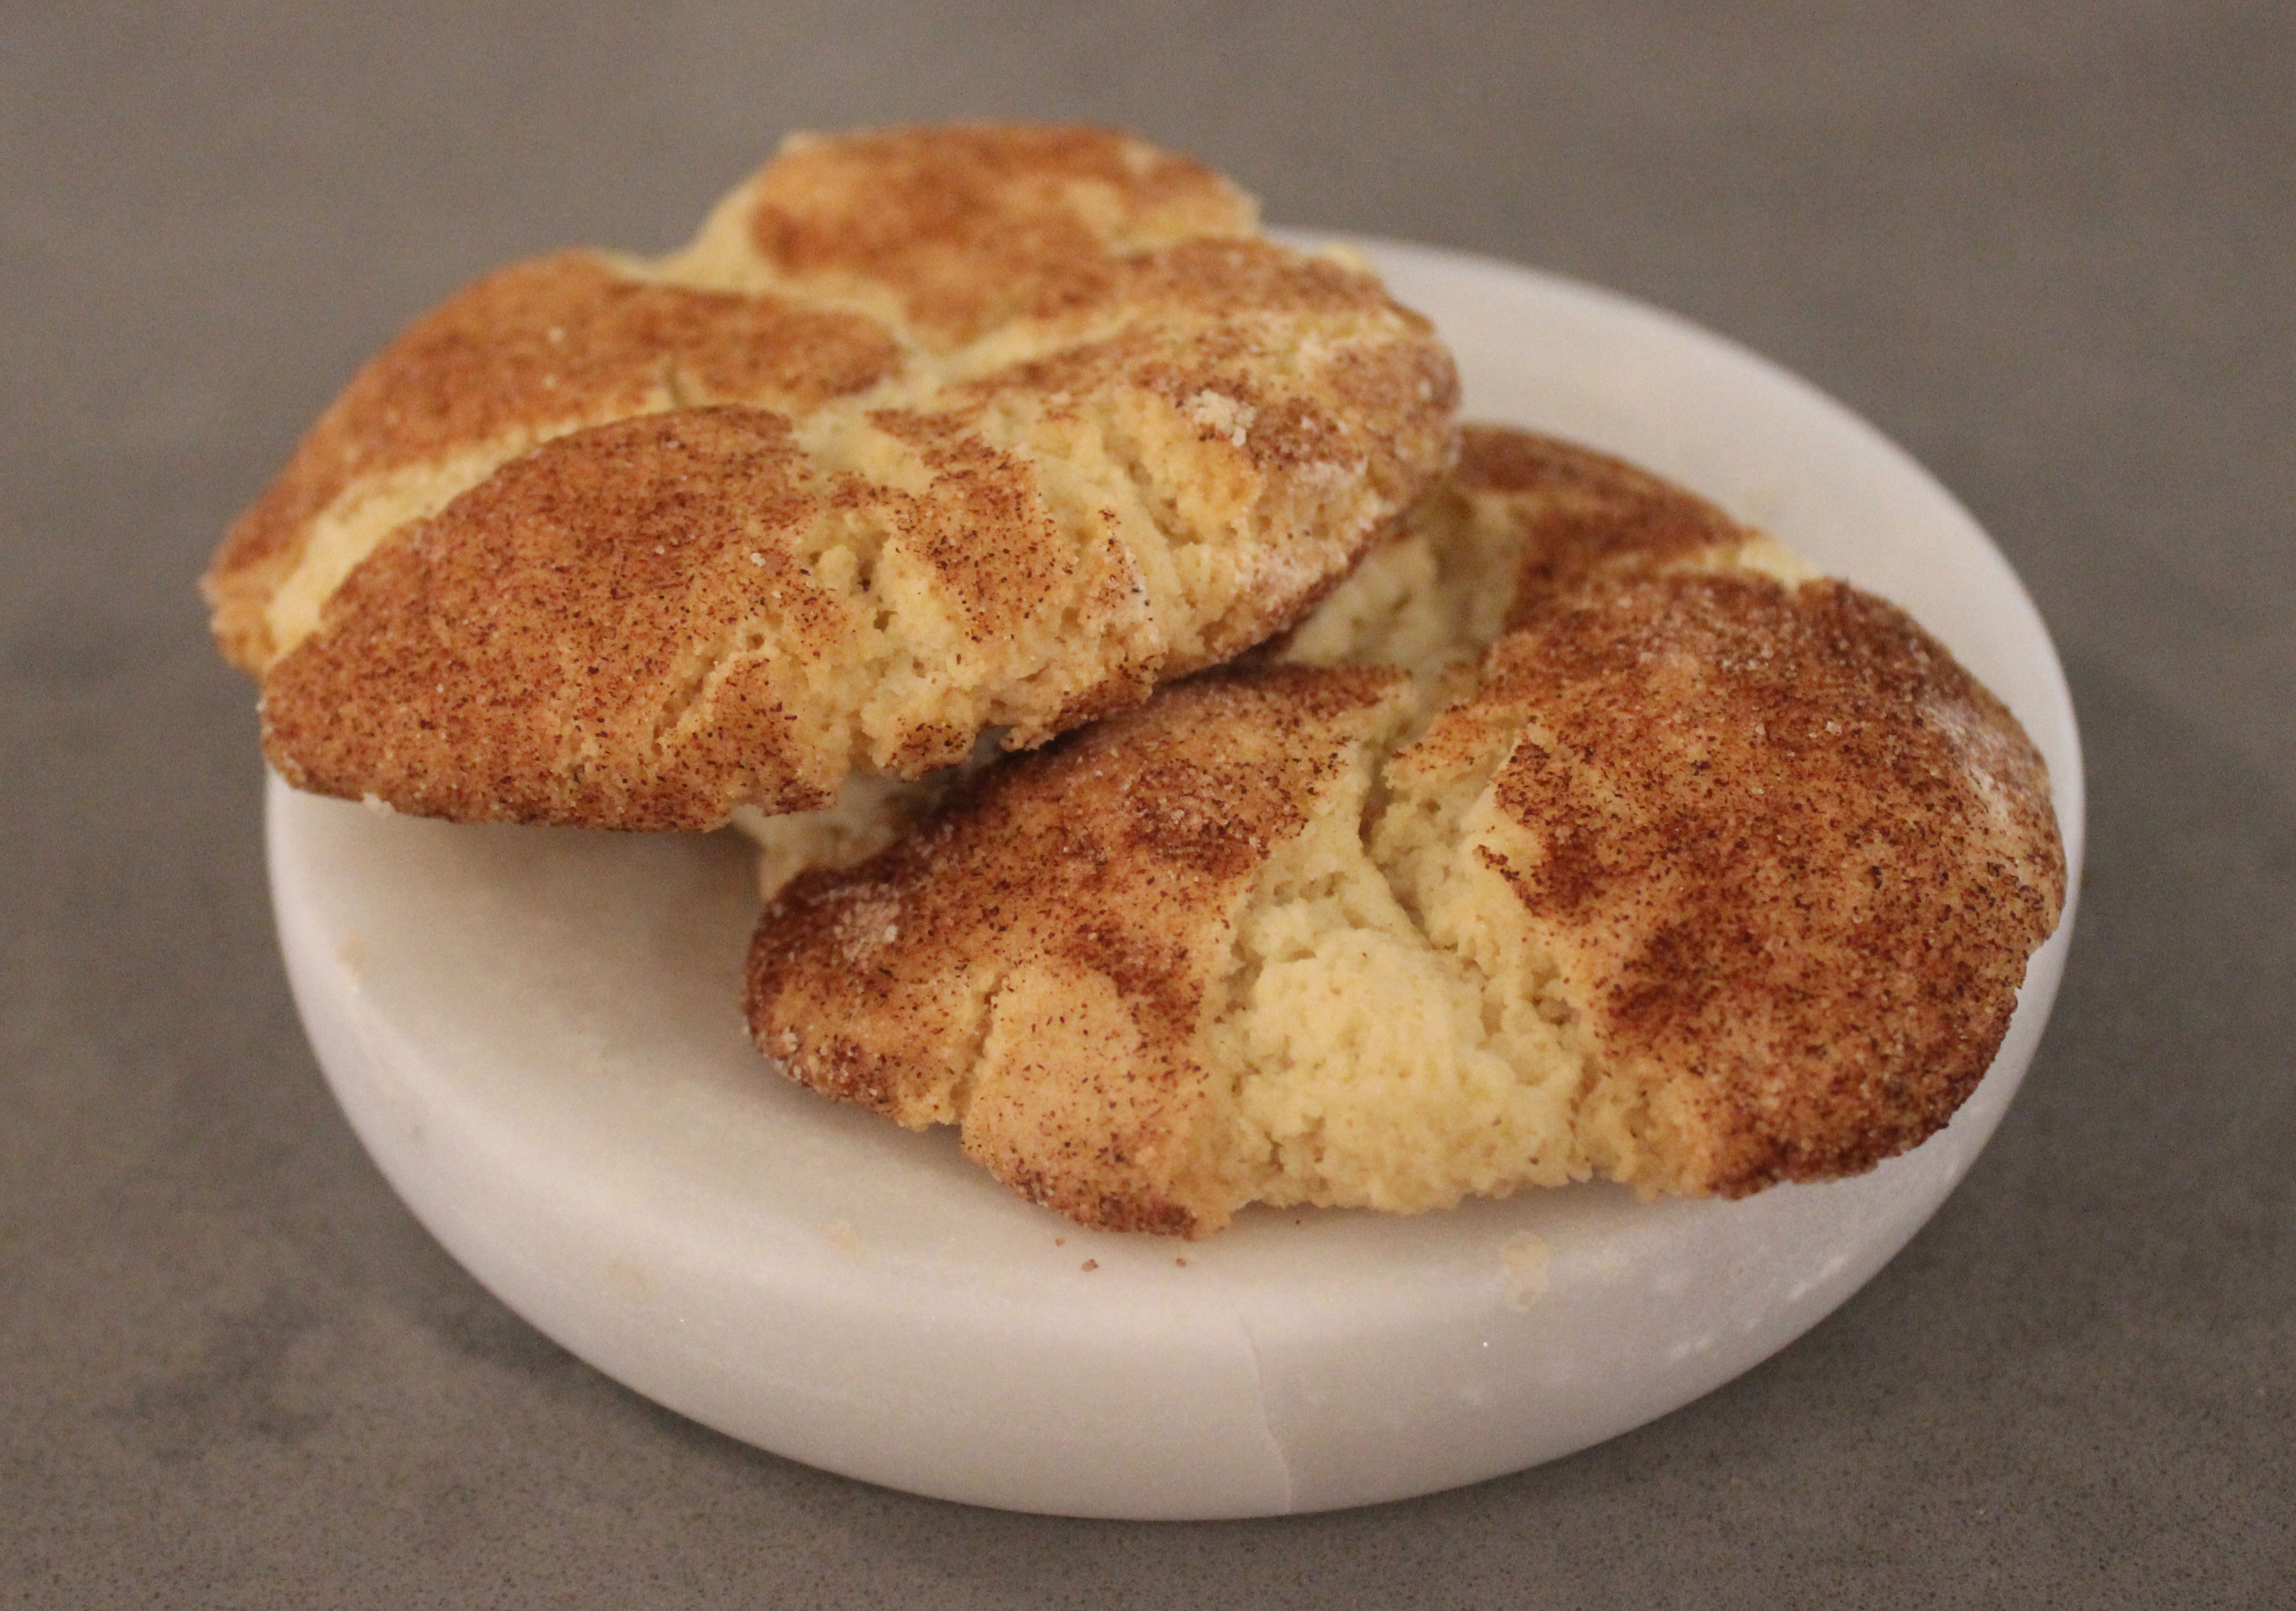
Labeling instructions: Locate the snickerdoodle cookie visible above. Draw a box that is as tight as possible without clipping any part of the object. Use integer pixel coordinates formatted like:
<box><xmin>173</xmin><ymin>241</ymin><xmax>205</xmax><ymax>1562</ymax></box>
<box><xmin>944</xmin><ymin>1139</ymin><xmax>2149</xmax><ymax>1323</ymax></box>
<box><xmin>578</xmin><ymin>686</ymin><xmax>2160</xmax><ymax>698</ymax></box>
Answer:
<box><xmin>744</xmin><ymin>432</ymin><xmax>2064</xmax><ymax>1234</ymax></box>
<box><xmin>204</xmin><ymin>125</ymin><xmax>1458</xmax><ymax>828</ymax></box>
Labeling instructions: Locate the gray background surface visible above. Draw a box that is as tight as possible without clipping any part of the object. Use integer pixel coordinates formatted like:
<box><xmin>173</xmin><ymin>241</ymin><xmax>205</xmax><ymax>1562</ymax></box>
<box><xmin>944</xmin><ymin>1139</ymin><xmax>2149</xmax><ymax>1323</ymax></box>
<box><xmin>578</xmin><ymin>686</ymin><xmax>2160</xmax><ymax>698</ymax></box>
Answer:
<box><xmin>5</xmin><ymin>2</ymin><xmax>2291</xmax><ymax>1604</ymax></box>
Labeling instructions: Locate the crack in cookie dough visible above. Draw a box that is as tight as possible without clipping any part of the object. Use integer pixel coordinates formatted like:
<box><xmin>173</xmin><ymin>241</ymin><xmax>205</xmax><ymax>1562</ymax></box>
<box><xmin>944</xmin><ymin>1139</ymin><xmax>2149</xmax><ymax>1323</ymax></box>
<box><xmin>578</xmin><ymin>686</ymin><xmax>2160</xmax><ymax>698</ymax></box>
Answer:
<box><xmin>734</xmin><ymin>424</ymin><xmax>1816</xmax><ymax>897</ymax></box>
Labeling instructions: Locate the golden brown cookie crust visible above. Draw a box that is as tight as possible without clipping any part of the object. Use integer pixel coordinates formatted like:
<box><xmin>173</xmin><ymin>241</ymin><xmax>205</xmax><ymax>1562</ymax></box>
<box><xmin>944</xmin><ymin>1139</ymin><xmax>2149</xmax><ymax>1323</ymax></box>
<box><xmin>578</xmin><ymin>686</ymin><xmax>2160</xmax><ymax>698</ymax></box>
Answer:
<box><xmin>204</xmin><ymin>125</ymin><xmax>1459</xmax><ymax>828</ymax></box>
<box><xmin>1410</xmin><ymin>573</ymin><xmax>2067</xmax><ymax>1197</ymax></box>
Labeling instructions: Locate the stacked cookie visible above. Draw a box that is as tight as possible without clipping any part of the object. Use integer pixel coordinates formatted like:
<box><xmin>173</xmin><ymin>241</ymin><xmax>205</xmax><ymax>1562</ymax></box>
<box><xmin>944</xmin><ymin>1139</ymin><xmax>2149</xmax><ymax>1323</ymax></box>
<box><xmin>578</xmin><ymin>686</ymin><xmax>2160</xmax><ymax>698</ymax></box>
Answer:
<box><xmin>207</xmin><ymin>125</ymin><xmax>2065</xmax><ymax>1238</ymax></box>
<box><xmin>205</xmin><ymin>124</ymin><xmax>1456</xmax><ymax>827</ymax></box>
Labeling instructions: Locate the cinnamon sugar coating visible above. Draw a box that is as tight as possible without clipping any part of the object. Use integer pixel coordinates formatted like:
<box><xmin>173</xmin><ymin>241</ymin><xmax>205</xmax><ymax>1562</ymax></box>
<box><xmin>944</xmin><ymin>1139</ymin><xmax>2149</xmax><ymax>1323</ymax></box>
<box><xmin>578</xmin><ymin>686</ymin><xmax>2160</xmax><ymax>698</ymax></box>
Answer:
<box><xmin>745</xmin><ymin>430</ymin><xmax>2065</xmax><ymax>1233</ymax></box>
<box><xmin>1408</xmin><ymin>573</ymin><xmax>2067</xmax><ymax>1197</ymax></box>
<box><xmin>730</xmin><ymin>123</ymin><xmax>1263</xmax><ymax>350</ymax></box>
<box><xmin>203</xmin><ymin>124</ymin><xmax>1458</xmax><ymax>828</ymax></box>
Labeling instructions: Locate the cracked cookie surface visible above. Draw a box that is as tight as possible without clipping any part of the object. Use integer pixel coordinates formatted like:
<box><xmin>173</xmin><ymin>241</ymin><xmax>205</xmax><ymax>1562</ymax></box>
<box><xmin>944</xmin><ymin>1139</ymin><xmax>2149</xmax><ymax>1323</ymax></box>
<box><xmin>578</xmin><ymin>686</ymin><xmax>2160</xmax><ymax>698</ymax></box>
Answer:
<box><xmin>743</xmin><ymin>431</ymin><xmax>2065</xmax><ymax>1234</ymax></box>
<box><xmin>204</xmin><ymin>124</ymin><xmax>1458</xmax><ymax>829</ymax></box>
<box><xmin>733</xmin><ymin>424</ymin><xmax>1813</xmax><ymax>898</ymax></box>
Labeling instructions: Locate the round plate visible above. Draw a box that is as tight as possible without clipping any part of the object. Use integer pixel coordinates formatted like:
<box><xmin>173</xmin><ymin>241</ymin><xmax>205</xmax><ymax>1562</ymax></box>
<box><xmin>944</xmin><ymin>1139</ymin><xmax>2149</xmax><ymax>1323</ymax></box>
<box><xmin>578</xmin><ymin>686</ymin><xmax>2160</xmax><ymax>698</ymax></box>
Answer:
<box><xmin>268</xmin><ymin>238</ymin><xmax>2084</xmax><ymax>1520</ymax></box>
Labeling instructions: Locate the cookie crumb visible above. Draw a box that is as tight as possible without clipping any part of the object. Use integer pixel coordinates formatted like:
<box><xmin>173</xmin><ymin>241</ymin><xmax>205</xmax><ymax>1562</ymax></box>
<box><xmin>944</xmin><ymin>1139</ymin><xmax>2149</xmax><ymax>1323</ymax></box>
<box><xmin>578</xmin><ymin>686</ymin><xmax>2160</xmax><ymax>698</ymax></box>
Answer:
<box><xmin>1500</xmin><ymin>1232</ymin><xmax>1551</xmax><ymax>1310</ymax></box>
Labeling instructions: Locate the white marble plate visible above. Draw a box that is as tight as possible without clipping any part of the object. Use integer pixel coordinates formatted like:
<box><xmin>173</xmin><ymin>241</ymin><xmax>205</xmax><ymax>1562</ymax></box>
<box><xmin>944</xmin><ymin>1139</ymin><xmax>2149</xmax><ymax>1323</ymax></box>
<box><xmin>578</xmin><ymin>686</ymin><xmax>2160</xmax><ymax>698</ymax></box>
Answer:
<box><xmin>268</xmin><ymin>238</ymin><xmax>2084</xmax><ymax>1520</ymax></box>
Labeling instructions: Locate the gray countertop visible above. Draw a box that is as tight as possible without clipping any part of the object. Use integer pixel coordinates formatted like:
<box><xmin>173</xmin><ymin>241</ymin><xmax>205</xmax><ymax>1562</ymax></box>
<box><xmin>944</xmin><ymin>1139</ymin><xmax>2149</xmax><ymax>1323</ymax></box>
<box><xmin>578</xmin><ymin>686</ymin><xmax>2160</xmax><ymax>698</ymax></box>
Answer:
<box><xmin>5</xmin><ymin>3</ymin><xmax>2289</xmax><ymax>1604</ymax></box>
